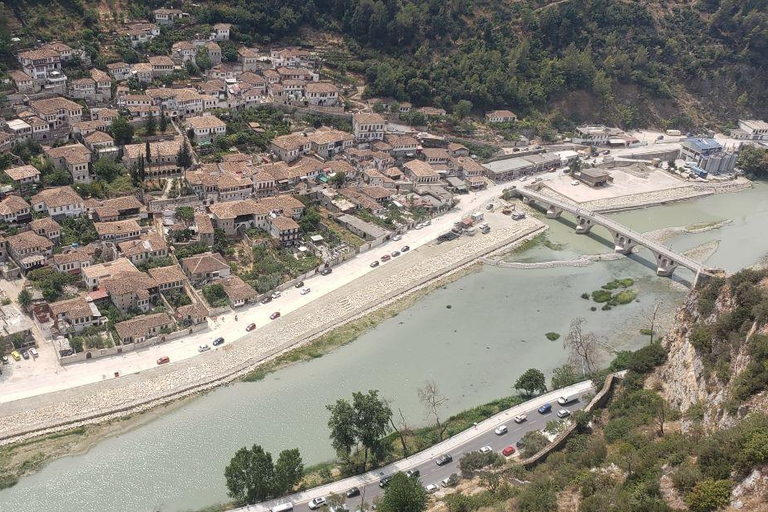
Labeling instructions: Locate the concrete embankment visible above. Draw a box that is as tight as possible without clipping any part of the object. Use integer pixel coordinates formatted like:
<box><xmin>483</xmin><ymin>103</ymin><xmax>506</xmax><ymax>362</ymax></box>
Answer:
<box><xmin>0</xmin><ymin>218</ymin><xmax>545</xmax><ymax>445</ymax></box>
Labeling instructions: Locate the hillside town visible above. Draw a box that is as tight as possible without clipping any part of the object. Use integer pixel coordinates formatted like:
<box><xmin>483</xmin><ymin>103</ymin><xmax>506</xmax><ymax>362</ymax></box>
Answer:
<box><xmin>0</xmin><ymin>7</ymin><xmax>765</xmax><ymax>372</ymax></box>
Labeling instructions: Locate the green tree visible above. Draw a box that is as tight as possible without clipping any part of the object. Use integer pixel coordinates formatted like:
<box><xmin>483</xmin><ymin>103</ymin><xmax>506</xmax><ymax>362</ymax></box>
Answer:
<box><xmin>684</xmin><ymin>479</ymin><xmax>732</xmax><ymax>512</ymax></box>
<box><xmin>175</xmin><ymin>206</ymin><xmax>195</xmax><ymax>223</ymax></box>
<box><xmin>737</xmin><ymin>145</ymin><xmax>768</xmax><ymax>179</ymax></box>
<box><xmin>145</xmin><ymin>113</ymin><xmax>157</xmax><ymax>136</ymax></box>
<box><xmin>551</xmin><ymin>364</ymin><xmax>580</xmax><ymax>390</ymax></box>
<box><xmin>159</xmin><ymin>111</ymin><xmax>168</xmax><ymax>133</ymax></box>
<box><xmin>17</xmin><ymin>288</ymin><xmax>32</xmax><ymax>309</ymax></box>
<box><xmin>177</xmin><ymin>139</ymin><xmax>193</xmax><ymax>169</ymax></box>
<box><xmin>569</xmin><ymin>157</ymin><xmax>582</xmax><ymax>175</ymax></box>
<box><xmin>519</xmin><ymin>430</ymin><xmax>550</xmax><ymax>458</ymax></box>
<box><xmin>273</xmin><ymin>448</ymin><xmax>304</xmax><ymax>495</ymax></box>
<box><xmin>378</xmin><ymin>472</ymin><xmax>427</xmax><ymax>512</ymax></box>
<box><xmin>196</xmin><ymin>46</ymin><xmax>213</xmax><ymax>70</ymax></box>
<box><xmin>515</xmin><ymin>368</ymin><xmax>547</xmax><ymax>396</ymax></box>
<box><xmin>454</xmin><ymin>100</ymin><xmax>472</xmax><ymax>120</ymax></box>
<box><xmin>110</xmin><ymin>116</ymin><xmax>134</xmax><ymax>145</ymax></box>
<box><xmin>92</xmin><ymin>158</ymin><xmax>122</xmax><ymax>182</ymax></box>
<box><xmin>224</xmin><ymin>445</ymin><xmax>275</xmax><ymax>505</ymax></box>
<box><xmin>327</xmin><ymin>390</ymin><xmax>393</xmax><ymax>472</ymax></box>
<box><xmin>329</xmin><ymin>171</ymin><xmax>347</xmax><ymax>188</ymax></box>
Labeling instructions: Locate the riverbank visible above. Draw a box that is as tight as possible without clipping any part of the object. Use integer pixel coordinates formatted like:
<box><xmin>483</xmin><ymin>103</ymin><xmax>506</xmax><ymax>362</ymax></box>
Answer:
<box><xmin>0</xmin><ymin>215</ymin><xmax>545</xmax><ymax>447</ymax></box>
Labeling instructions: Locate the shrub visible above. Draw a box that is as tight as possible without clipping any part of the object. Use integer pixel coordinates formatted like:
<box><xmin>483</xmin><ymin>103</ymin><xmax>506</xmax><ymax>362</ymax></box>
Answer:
<box><xmin>202</xmin><ymin>284</ymin><xmax>229</xmax><ymax>307</ymax></box>
<box><xmin>684</xmin><ymin>479</ymin><xmax>732</xmax><ymax>512</ymax></box>
<box><xmin>671</xmin><ymin>461</ymin><xmax>702</xmax><ymax>494</ymax></box>
<box><xmin>545</xmin><ymin>332</ymin><xmax>560</xmax><ymax>341</ymax></box>
<box><xmin>591</xmin><ymin>290</ymin><xmax>613</xmax><ymax>303</ymax></box>
<box><xmin>626</xmin><ymin>343</ymin><xmax>667</xmax><ymax>374</ymax></box>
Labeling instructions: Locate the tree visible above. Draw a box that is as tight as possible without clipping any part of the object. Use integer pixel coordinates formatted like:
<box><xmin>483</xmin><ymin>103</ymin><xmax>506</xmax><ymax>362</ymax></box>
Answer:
<box><xmin>175</xmin><ymin>206</ymin><xmax>195</xmax><ymax>223</ymax></box>
<box><xmin>110</xmin><ymin>116</ymin><xmax>134</xmax><ymax>145</ymax></box>
<box><xmin>224</xmin><ymin>445</ymin><xmax>303</xmax><ymax>505</ymax></box>
<box><xmin>684</xmin><ymin>479</ymin><xmax>732</xmax><ymax>512</ymax></box>
<box><xmin>17</xmin><ymin>288</ymin><xmax>32</xmax><ymax>310</ymax></box>
<box><xmin>92</xmin><ymin>158</ymin><xmax>122</xmax><ymax>182</ymax></box>
<box><xmin>273</xmin><ymin>448</ymin><xmax>304</xmax><ymax>495</ymax></box>
<box><xmin>326</xmin><ymin>390</ymin><xmax>393</xmax><ymax>472</ymax></box>
<box><xmin>378</xmin><ymin>472</ymin><xmax>427</xmax><ymax>512</ymax></box>
<box><xmin>177</xmin><ymin>139</ymin><xmax>193</xmax><ymax>169</ymax></box>
<box><xmin>644</xmin><ymin>300</ymin><xmax>663</xmax><ymax>344</ymax></box>
<box><xmin>145</xmin><ymin>140</ymin><xmax>152</xmax><ymax>165</ymax></box>
<box><xmin>454</xmin><ymin>100</ymin><xmax>472</xmax><ymax>120</ymax></box>
<box><xmin>159</xmin><ymin>111</ymin><xmax>168</xmax><ymax>133</ymax></box>
<box><xmin>569</xmin><ymin>157</ymin><xmax>582</xmax><ymax>175</ymax></box>
<box><xmin>459</xmin><ymin>451</ymin><xmax>502</xmax><ymax>475</ymax></box>
<box><xmin>551</xmin><ymin>363</ymin><xmax>580</xmax><ymax>390</ymax></box>
<box><xmin>196</xmin><ymin>46</ymin><xmax>212</xmax><ymax>70</ymax></box>
<box><xmin>737</xmin><ymin>145</ymin><xmax>768</xmax><ymax>179</ymax></box>
<box><xmin>329</xmin><ymin>171</ymin><xmax>346</xmax><ymax>188</ymax></box>
<box><xmin>564</xmin><ymin>318</ymin><xmax>601</xmax><ymax>376</ymax></box>
<box><xmin>519</xmin><ymin>430</ymin><xmax>550</xmax><ymax>458</ymax></box>
<box><xmin>418</xmin><ymin>379</ymin><xmax>448</xmax><ymax>440</ymax></box>
<box><xmin>515</xmin><ymin>368</ymin><xmax>547</xmax><ymax>396</ymax></box>
<box><xmin>145</xmin><ymin>113</ymin><xmax>157</xmax><ymax>136</ymax></box>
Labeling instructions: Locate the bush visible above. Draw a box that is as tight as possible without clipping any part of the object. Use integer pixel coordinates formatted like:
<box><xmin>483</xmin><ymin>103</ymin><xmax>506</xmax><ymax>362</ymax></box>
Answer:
<box><xmin>591</xmin><ymin>290</ymin><xmax>613</xmax><ymax>303</ymax></box>
<box><xmin>626</xmin><ymin>343</ymin><xmax>667</xmax><ymax>374</ymax></box>
<box><xmin>520</xmin><ymin>430</ymin><xmax>550</xmax><ymax>458</ymax></box>
<box><xmin>545</xmin><ymin>332</ymin><xmax>560</xmax><ymax>341</ymax></box>
<box><xmin>671</xmin><ymin>461</ymin><xmax>702</xmax><ymax>494</ymax></box>
<box><xmin>684</xmin><ymin>479</ymin><xmax>732</xmax><ymax>512</ymax></box>
<box><xmin>202</xmin><ymin>284</ymin><xmax>229</xmax><ymax>307</ymax></box>
<box><xmin>458</xmin><ymin>451</ymin><xmax>503</xmax><ymax>474</ymax></box>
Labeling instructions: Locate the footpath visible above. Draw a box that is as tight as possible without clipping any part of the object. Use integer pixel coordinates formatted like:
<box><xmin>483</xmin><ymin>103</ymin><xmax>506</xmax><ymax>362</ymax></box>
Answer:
<box><xmin>243</xmin><ymin>380</ymin><xmax>594</xmax><ymax>512</ymax></box>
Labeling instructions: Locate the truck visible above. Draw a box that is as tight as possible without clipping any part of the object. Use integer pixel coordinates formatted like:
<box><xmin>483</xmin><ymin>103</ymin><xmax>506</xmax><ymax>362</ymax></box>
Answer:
<box><xmin>665</xmin><ymin>129</ymin><xmax>681</xmax><ymax>136</ymax></box>
<box><xmin>471</xmin><ymin>212</ymin><xmax>484</xmax><ymax>222</ymax></box>
<box><xmin>557</xmin><ymin>394</ymin><xmax>577</xmax><ymax>406</ymax></box>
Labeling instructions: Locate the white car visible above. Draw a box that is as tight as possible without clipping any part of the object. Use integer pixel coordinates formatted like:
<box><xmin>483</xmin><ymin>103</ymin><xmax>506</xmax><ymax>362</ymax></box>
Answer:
<box><xmin>198</xmin><ymin>344</ymin><xmax>210</xmax><ymax>353</ymax></box>
<box><xmin>424</xmin><ymin>483</ymin><xmax>440</xmax><ymax>494</ymax></box>
<box><xmin>480</xmin><ymin>445</ymin><xmax>493</xmax><ymax>454</ymax></box>
<box><xmin>557</xmin><ymin>409</ymin><xmax>571</xmax><ymax>418</ymax></box>
<box><xmin>393</xmin><ymin>234</ymin><xmax>403</xmax><ymax>241</ymax></box>
<box><xmin>29</xmin><ymin>347</ymin><xmax>39</xmax><ymax>358</ymax></box>
<box><xmin>414</xmin><ymin>223</ymin><xmax>424</xmax><ymax>230</ymax></box>
<box><xmin>300</xmin><ymin>287</ymin><xmax>311</xmax><ymax>295</ymax></box>
<box><xmin>571</xmin><ymin>180</ymin><xmax>580</xmax><ymax>186</ymax></box>
<box><xmin>271</xmin><ymin>291</ymin><xmax>281</xmax><ymax>299</ymax></box>
<box><xmin>494</xmin><ymin>425</ymin><xmax>508</xmax><ymax>435</ymax></box>
<box><xmin>308</xmin><ymin>496</ymin><xmax>327</xmax><ymax>509</ymax></box>
<box><xmin>519</xmin><ymin>176</ymin><xmax>527</xmax><ymax>182</ymax></box>
<box><xmin>514</xmin><ymin>414</ymin><xmax>527</xmax><ymax>424</ymax></box>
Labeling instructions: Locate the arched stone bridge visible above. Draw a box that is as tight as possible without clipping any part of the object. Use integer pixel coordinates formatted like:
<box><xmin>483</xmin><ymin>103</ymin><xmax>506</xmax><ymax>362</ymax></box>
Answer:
<box><xmin>513</xmin><ymin>187</ymin><xmax>716</xmax><ymax>283</ymax></box>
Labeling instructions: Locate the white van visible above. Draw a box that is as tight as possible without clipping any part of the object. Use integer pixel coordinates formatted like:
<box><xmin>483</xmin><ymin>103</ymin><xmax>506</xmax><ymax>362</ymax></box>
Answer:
<box><xmin>272</xmin><ymin>503</ymin><xmax>294</xmax><ymax>512</ymax></box>
<box><xmin>557</xmin><ymin>395</ymin><xmax>576</xmax><ymax>406</ymax></box>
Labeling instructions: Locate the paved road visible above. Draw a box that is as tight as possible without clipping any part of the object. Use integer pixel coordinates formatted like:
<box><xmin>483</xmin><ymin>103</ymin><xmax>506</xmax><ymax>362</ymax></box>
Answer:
<box><xmin>246</xmin><ymin>381</ymin><xmax>593</xmax><ymax>512</ymax></box>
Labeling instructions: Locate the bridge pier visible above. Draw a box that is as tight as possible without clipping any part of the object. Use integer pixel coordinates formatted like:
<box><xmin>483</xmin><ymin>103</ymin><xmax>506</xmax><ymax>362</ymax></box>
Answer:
<box><xmin>522</xmin><ymin>197</ymin><xmax>533</xmax><ymax>205</ymax></box>
<box><xmin>545</xmin><ymin>205</ymin><xmax>562</xmax><ymax>219</ymax></box>
<box><xmin>575</xmin><ymin>215</ymin><xmax>593</xmax><ymax>234</ymax></box>
<box><xmin>611</xmin><ymin>232</ymin><xmax>637</xmax><ymax>255</ymax></box>
<box><xmin>654</xmin><ymin>253</ymin><xmax>678</xmax><ymax>277</ymax></box>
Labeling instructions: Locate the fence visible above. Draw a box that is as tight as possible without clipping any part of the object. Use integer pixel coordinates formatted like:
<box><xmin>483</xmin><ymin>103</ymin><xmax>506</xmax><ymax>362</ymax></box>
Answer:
<box><xmin>147</xmin><ymin>194</ymin><xmax>203</xmax><ymax>213</ymax></box>
<box><xmin>521</xmin><ymin>372</ymin><xmax>623</xmax><ymax>467</ymax></box>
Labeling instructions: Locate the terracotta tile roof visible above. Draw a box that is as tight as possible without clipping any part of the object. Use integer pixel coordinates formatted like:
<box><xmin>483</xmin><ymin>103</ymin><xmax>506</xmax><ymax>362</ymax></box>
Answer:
<box><xmin>81</xmin><ymin>258</ymin><xmax>136</xmax><ymax>282</ymax></box>
<box><xmin>9</xmin><ymin>70</ymin><xmax>33</xmax><ymax>82</ymax></box>
<box><xmin>53</xmin><ymin>246</ymin><xmax>94</xmax><ymax>266</ymax></box>
<box><xmin>102</xmin><ymin>270</ymin><xmax>157</xmax><ymax>296</ymax></box>
<box><xmin>403</xmin><ymin>159</ymin><xmax>438</xmax><ymax>178</ymax></box>
<box><xmin>220</xmin><ymin>275</ymin><xmax>257</xmax><ymax>301</ymax></box>
<box><xmin>308</xmin><ymin>127</ymin><xmax>353</xmax><ymax>146</ymax></box>
<box><xmin>30</xmin><ymin>216</ymin><xmax>60</xmax><ymax>233</ymax></box>
<box><xmin>354</xmin><ymin>112</ymin><xmax>385</xmax><ymax>125</ymax></box>
<box><xmin>94</xmin><ymin>219</ymin><xmax>142</xmax><ymax>237</ymax></box>
<box><xmin>0</xmin><ymin>195</ymin><xmax>30</xmax><ymax>215</ymax></box>
<box><xmin>209</xmin><ymin>199</ymin><xmax>267</xmax><ymax>220</ymax></box>
<box><xmin>186</xmin><ymin>115</ymin><xmax>225</xmax><ymax>130</ymax></box>
<box><xmin>115</xmin><ymin>312</ymin><xmax>173</xmax><ymax>341</ymax></box>
<box><xmin>3</xmin><ymin>165</ymin><xmax>39</xmax><ymax>181</ymax></box>
<box><xmin>305</xmin><ymin>82</ymin><xmax>339</xmax><ymax>94</ymax></box>
<box><xmin>181</xmin><ymin>252</ymin><xmax>230</xmax><ymax>275</ymax></box>
<box><xmin>7</xmin><ymin>231</ymin><xmax>53</xmax><ymax>252</ymax></box>
<box><xmin>32</xmin><ymin>186</ymin><xmax>83</xmax><ymax>209</ymax></box>
<box><xmin>50</xmin><ymin>296</ymin><xmax>93</xmax><ymax>320</ymax></box>
<box><xmin>177</xmin><ymin>302</ymin><xmax>209</xmax><ymax>319</ymax></box>
<box><xmin>29</xmin><ymin>97</ymin><xmax>82</xmax><ymax>115</ymax></box>
<box><xmin>269</xmin><ymin>215</ymin><xmax>299</xmax><ymax>231</ymax></box>
<box><xmin>148</xmin><ymin>265</ymin><xmax>186</xmax><ymax>286</ymax></box>
<box><xmin>271</xmin><ymin>133</ymin><xmax>309</xmax><ymax>151</ymax></box>
<box><xmin>18</xmin><ymin>48</ymin><xmax>60</xmax><ymax>61</ymax></box>
<box><xmin>45</xmin><ymin>143</ymin><xmax>91</xmax><ymax>164</ymax></box>
<box><xmin>148</xmin><ymin>56</ymin><xmax>174</xmax><ymax>66</ymax></box>
<box><xmin>84</xmin><ymin>130</ymin><xmax>114</xmax><ymax>144</ymax></box>
<box><xmin>118</xmin><ymin>232</ymin><xmax>167</xmax><ymax>257</ymax></box>
<box><xmin>194</xmin><ymin>213</ymin><xmax>214</xmax><ymax>234</ymax></box>
<box><xmin>124</xmin><ymin>138</ymin><xmax>183</xmax><ymax>160</ymax></box>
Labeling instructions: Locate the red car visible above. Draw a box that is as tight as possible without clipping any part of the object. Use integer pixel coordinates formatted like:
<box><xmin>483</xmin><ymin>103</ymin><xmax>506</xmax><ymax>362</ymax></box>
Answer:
<box><xmin>246</xmin><ymin>323</ymin><xmax>256</xmax><ymax>332</ymax></box>
<box><xmin>157</xmin><ymin>356</ymin><xmax>170</xmax><ymax>365</ymax></box>
<box><xmin>381</xmin><ymin>254</ymin><xmax>391</xmax><ymax>262</ymax></box>
<box><xmin>502</xmin><ymin>446</ymin><xmax>515</xmax><ymax>457</ymax></box>
<box><xmin>270</xmin><ymin>312</ymin><xmax>281</xmax><ymax>320</ymax></box>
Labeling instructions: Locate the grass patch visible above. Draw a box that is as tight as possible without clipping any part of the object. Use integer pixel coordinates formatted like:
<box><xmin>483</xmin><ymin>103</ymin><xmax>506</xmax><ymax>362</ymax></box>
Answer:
<box><xmin>613</xmin><ymin>289</ymin><xmax>638</xmax><ymax>305</ymax></box>
<box><xmin>545</xmin><ymin>332</ymin><xmax>560</xmax><ymax>341</ymax></box>
<box><xmin>592</xmin><ymin>278</ymin><xmax>638</xmax><ymax>307</ymax></box>
<box><xmin>640</xmin><ymin>328</ymin><xmax>655</xmax><ymax>336</ymax></box>
<box><xmin>601</xmin><ymin>278</ymin><xmax>634</xmax><ymax>290</ymax></box>
<box><xmin>591</xmin><ymin>290</ymin><xmax>613</xmax><ymax>303</ymax></box>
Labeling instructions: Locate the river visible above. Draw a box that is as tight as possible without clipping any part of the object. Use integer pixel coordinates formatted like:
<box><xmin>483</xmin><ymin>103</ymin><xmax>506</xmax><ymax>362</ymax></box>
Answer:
<box><xmin>1</xmin><ymin>183</ymin><xmax>766</xmax><ymax>512</ymax></box>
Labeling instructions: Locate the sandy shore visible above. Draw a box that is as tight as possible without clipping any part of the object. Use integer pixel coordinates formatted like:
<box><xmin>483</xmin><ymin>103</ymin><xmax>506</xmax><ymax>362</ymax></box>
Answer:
<box><xmin>0</xmin><ymin>216</ymin><xmax>545</xmax><ymax>444</ymax></box>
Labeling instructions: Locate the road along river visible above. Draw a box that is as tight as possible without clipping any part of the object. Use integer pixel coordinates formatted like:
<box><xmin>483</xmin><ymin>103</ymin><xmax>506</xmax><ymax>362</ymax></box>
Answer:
<box><xmin>1</xmin><ymin>182</ymin><xmax>767</xmax><ymax>512</ymax></box>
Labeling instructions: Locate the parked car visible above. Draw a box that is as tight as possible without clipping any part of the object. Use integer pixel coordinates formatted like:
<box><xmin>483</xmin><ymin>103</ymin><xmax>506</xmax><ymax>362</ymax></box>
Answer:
<box><xmin>308</xmin><ymin>497</ymin><xmax>326</xmax><ymax>510</ymax></box>
<box><xmin>345</xmin><ymin>487</ymin><xmax>360</xmax><ymax>498</ymax></box>
<box><xmin>391</xmin><ymin>251</ymin><xmax>401</xmax><ymax>257</ymax></box>
<box><xmin>379</xmin><ymin>475</ymin><xmax>393</xmax><ymax>487</ymax></box>
<box><xmin>422</xmin><ymin>219</ymin><xmax>431</xmax><ymax>226</ymax></box>
<box><xmin>271</xmin><ymin>291</ymin><xmax>281</xmax><ymax>299</ymax></box>
<box><xmin>514</xmin><ymin>414</ymin><xmax>527</xmax><ymax>424</ymax></box>
<box><xmin>21</xmin><ymin>349</ymin><xmax>29</xmax><ymax>360</ymax></box>
<box><xmin>538</xmin><ymin>403</ymin><xmax>552</xmax><ymax>414</ymax></box>
<box><xmin>370</xmin><ymin>260</ymin><xmax>380</xmax><ymax>268</ymax></box>
<box><xmin>414</xmin><ymin>223</ymin><xmax>424</xmax><ymax>230</ymax></box>
<box><xmin>425</xmin><ymin>483</ymin><xmax>440</xmax><ymax>494</ymax></box>
<box><xmin>10</xmin><ymin>351</ymin><xmax>21</xmax><ymax>361</ymax></box>
<box><xmin>502</xmin><ymin>446</ymin><xmax>516</xmax><ymax>456</ymax></box>
<box><xmin>246</xmin><ymin>323</ymin><xmax>257</xmax><ymax>332</ymax></box>
<box><xmin>557</xmin><ymin>409</ymin><xmax>572</xmax><ymax>418</ymax></box>
<box><xmin>494</xmin><ymin>425</ymin><xmax>508</xmax><ymax>435</ymax></box>
<box><xmin>516</xmin><ymin>439</ymin><xmax>525</xmax><ymax>448</ymax></box>
<box><xmin>295</xmin><ymin>281</ymin><xmax>304</xmax><ymax>288</ymax></box>
<box><xmin>571</xmin><ymin>180</ymin><xmax>580</xmax><ymax>186</ymax></box>
<box><xmin>435</xmin><ymin>453</ymin><xmax>453</xmax><ymax>466</ymax></box>
<box><xmin>329</xmin><ymin>506</ymin><xmax>348</xmax><ymax>512</ymax></box>
<box><xmin>405</xmin><ymin>469</ymin><xmax>420</xmax><ymax>479</ymax></box>
<box><xmin>401</xmin><ymin>245</ymin><xmax>410</xmax><ymax>252</ymax></box>
<box><xmin>480</xmin><ymin>445</ymin><xmax>493</xmax><ymax>454</ymax></box>
<box><xmin>198</xmin><ymin>344</ymin><xmax>210</xmax><ymax>353</ymax></box>
<box><xmin>1</xmin><ymin>355</ymin><xmax>9</xmax><ymax>364</ymax></box>
<box><xmin>486</xmin><ymin>203</ymin><xmax>494</xmax><ymax>210</ymax></box>
<box><xmin>261</xmin><ymin>296</ymin><xmax>272</xmax><ymax>304</ymax></box>
<box><xmin>381</xmin><ymin>254</ymin><xmax>391</xmax><ymax>262</ymax></box>
<box><xmin>300</xmin><ymin>287</ymin><xmax>311</xmax><ymax>295</ymax></box>
<box><xmin>441</xmin><ymin>474</ymin><xmax>459</xmax><ymax>487</ymax></box>
<box><xmin>212</xmin><ymin>337</ymin><xmax>225</xmax><ymax>346</ymax></box>
<box><xmin>29</xmin><ymin>347</ymin><xmax>38</xmax><ymax>358</ymax></box>
<box><xmin>393</xmin><ymin>234</ymin><xmax>403</xmax><ymax>241</ymax></box>
<box><xmin>157</xmin><ymin>356</ymin><xmax>170</xmax><ymax>365</ymax></box>
<box><xmin>320</xmin><ymin>267</ymin><xmax>332</xmax><ymax>276</ymax></box>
